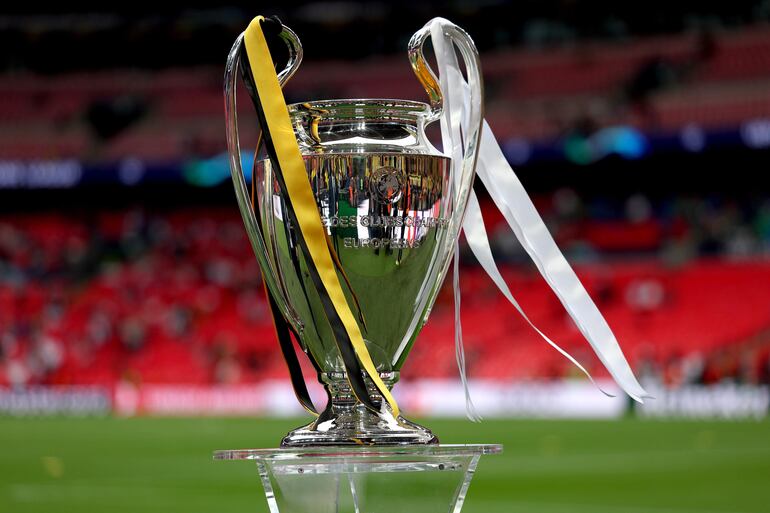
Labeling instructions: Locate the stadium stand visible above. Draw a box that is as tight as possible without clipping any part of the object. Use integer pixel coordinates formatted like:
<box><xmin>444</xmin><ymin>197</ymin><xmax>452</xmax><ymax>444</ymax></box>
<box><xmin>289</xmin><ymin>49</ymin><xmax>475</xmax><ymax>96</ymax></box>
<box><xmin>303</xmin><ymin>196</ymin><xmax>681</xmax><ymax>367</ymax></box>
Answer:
<box><xmin>2</xmin><ymin>198</ymin><xmax>769</xmax><ymax>389</ymax></box>
<box><xmin>3</xmin><ymin>26</ymin><xmax>770</xmax><ymax>160</ymax></box>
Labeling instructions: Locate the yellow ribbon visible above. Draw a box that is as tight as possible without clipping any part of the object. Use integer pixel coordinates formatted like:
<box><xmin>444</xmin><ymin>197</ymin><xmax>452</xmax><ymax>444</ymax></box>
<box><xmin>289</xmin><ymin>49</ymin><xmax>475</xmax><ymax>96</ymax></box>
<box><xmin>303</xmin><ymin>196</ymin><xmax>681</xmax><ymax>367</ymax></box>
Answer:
<box><xmin>243</xmin><ymin>16</ymin><xmax>399</xmax><ymax>416</ymax></box>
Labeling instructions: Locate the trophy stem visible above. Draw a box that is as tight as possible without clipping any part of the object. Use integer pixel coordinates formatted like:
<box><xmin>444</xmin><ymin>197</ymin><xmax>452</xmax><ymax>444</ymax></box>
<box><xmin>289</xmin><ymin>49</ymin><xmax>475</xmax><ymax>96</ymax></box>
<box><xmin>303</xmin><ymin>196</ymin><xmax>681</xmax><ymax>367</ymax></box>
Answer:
<box><xmin>281</xmin><ymin>372</ymin><xmax>438</xmax><ymax>446</ymax></box>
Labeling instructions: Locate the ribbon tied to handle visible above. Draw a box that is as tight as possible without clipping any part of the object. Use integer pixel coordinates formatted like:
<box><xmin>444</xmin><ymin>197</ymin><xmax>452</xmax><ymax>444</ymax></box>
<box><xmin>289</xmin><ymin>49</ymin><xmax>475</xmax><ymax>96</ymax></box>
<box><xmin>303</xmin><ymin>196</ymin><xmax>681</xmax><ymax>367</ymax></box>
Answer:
<box><xmin>426</xmin><ymin>18</ymin><xmax>652</xmax><ymax>414</ymax></box>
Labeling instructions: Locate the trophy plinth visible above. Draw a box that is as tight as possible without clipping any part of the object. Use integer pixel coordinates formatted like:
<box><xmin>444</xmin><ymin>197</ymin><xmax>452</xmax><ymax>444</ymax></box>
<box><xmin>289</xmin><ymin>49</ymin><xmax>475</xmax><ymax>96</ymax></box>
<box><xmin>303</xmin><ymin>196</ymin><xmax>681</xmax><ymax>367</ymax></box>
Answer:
<box><xmin>214</xmin><ymin>445</ymin><xmax>502</xmax><ymax>513</ymax></box>
<box><xmin>281</xmin><ymin>372</ymin><xmax>438</xmax><ymax>447</ymax></box>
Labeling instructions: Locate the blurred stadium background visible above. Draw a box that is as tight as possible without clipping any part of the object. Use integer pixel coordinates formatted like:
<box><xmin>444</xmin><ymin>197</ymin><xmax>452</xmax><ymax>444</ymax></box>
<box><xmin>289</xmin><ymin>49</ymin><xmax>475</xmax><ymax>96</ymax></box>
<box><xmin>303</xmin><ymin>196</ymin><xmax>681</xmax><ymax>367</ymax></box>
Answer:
<box><xmin>1</xmin><ymin>2</ymin><xmax>770</xmax><ymax>513</ymax></box>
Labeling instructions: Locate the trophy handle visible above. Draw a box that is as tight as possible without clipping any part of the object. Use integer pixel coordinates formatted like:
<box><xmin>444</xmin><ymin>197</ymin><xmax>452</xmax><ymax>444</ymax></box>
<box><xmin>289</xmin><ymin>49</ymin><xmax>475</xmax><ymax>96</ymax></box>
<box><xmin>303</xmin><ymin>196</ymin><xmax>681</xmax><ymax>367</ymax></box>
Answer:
<box><xmin>407</xmin><ymin>32</ymin><xmax>443</xmax><ymax>120</ymax></box>
<box><xmin>274</xmin><ymin>25</ymin><xmax>304</xmax><ymax>85</ymax></box>
<box><xmin>410</xmin><ymin>21</ymin><xmax>484</xmax><ymax>290</ymax></box>
<box><xmin>408</xmin><ymin>20</ymin><xmax>482</xmax><ymax>243</ymax></box>
<box><xmin>224</xmin><ymin>26</ymin><xmax>304</xmax><ymax>331</ymax></box>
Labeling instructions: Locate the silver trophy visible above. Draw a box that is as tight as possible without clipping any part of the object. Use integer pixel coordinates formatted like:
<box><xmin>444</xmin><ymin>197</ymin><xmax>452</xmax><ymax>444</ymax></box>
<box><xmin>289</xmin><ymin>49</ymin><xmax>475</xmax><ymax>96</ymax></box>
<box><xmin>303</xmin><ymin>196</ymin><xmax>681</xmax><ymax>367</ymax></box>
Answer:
<box><xmin>224</xmin><ymin>20</ymin><xmax>482</xmax><ymax>446</ymax></box>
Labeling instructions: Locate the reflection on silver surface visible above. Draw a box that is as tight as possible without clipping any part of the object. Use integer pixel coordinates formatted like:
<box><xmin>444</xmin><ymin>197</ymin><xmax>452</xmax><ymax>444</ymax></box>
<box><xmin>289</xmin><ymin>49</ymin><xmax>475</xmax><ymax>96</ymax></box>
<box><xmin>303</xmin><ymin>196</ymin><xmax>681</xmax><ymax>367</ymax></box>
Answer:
<box><xmin>255</xmin><ymin>151</ymin><xmax>449</xmax><ymax>370</ymax></box>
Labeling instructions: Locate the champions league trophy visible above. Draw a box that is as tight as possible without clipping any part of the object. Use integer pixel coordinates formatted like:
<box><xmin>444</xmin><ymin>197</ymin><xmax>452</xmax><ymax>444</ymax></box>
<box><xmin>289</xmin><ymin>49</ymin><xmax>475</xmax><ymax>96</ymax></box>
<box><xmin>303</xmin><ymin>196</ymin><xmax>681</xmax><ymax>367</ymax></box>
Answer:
<box><xmin>220</xmin><ymin>15</ymin><xmax>499</xmax><ymax>513</ymax></box>
<box><xmin>220</xmin><ymin>14</ymin><xmax>647</xmax><ymax>513</ymax></box>
<box><xmin>226</xmin><ymin>17</ymin><xmax>478</xmax><ymax>448</ymax></box>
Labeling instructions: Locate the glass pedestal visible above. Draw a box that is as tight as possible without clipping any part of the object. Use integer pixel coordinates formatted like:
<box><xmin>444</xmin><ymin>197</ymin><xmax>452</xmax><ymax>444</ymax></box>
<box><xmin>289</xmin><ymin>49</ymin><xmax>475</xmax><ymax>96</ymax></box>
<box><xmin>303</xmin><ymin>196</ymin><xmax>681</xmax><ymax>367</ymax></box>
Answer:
<box><xmin>214</xmin><ymin>444</ymin><xmax>502</xmax><ymax>513</ymax></box>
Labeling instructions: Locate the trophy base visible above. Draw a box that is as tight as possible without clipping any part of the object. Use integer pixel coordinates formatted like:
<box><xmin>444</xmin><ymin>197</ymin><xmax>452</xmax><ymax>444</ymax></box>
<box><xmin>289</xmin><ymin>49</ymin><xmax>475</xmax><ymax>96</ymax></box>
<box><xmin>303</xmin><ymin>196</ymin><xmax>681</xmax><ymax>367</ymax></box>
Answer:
<box><xmin>214</xmin><ymin>444</ymin><xmax>502</xmax><ymax>513</ymax></box>
<box><xmin>281</xmin><ymin>372</ymin><xmax>438</xmax><ymax>447</ymax></box>
<box><xmin>281</xmin><ymin>412</ymin><xmax>438</xmax><ymax>447</ymax></box>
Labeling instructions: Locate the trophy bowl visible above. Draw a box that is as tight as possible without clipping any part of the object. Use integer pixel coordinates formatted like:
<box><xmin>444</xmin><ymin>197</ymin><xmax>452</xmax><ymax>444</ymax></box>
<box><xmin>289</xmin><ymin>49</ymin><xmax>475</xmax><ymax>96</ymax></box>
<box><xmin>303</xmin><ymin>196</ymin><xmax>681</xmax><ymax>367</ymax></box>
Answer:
<box><xmin>225</xmin><ymin>20</ymin><xmax>483</xmax><ymax>446</ymax></box>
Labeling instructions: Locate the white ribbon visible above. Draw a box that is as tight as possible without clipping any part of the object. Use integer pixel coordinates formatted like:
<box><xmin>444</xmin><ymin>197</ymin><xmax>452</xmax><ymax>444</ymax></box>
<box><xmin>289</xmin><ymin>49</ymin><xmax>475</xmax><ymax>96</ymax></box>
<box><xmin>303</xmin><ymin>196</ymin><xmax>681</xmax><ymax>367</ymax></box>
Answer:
<box><xmin>428</xmin><ymin>18</ymin><xmax>651</xmax><ymax>410</ymax></box>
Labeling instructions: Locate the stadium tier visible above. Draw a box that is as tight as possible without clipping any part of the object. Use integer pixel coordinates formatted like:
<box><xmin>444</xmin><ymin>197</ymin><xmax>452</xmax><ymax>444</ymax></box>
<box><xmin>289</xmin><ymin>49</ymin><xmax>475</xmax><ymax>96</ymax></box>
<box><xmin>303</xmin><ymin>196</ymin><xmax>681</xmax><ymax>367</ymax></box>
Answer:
<box><xmin>3</xmin><ymin>26</ymin><xmax>770</xmax><ymax>161</ymax></box>
<box><xmin>2</xmin><ymin>203</ymin><xmax>769</xmax><ymax>389</ymax></box>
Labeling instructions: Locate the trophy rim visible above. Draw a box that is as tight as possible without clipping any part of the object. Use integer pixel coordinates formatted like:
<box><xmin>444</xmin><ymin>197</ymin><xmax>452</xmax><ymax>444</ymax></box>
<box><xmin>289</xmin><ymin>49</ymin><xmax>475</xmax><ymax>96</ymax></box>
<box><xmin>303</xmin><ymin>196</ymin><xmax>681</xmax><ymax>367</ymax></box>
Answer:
<box><xmin>288</xmin><ymin>98</ymin><xmax>430</xmax><ymax>108</ymax></box>
<box><xmin>288</xmin><ymin>98</ymin><xmax>432</xmax><ymax>120</ymax></box>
